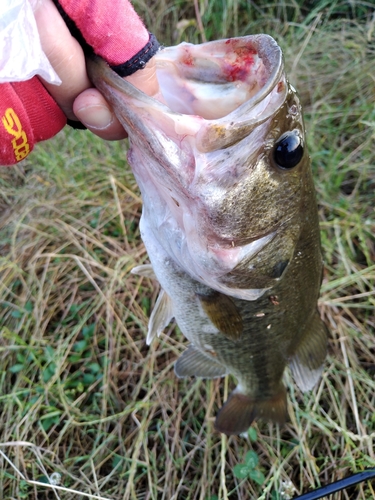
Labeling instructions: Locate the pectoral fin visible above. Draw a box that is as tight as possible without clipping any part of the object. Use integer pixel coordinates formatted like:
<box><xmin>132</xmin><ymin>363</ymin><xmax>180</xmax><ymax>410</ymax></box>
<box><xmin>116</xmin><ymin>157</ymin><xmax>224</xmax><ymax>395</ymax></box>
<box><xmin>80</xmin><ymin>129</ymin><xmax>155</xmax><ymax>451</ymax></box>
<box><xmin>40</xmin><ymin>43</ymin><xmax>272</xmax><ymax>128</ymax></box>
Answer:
<box><xmin>147</xmin><ymin>289</ymin><xmax>174</xmax><ymax>345</ymax></box>
<box><xmin>289</xmin><ymin>310</ymin><xmax>328</xmax><ymax>392</ymax></box>
<box><xmin>214</xmin><ymin>385</ymin><xmax>288</xmax><ymax>435</ymax></box>
<box><xmin>197</xmin><ymin>291</ymin><xmax>243</xmax><ymax>341</ymax></box>
<box><xmin>174</xmin><ymin>345</ymin><xmax>227</xmax><ymax>379</ymax></box>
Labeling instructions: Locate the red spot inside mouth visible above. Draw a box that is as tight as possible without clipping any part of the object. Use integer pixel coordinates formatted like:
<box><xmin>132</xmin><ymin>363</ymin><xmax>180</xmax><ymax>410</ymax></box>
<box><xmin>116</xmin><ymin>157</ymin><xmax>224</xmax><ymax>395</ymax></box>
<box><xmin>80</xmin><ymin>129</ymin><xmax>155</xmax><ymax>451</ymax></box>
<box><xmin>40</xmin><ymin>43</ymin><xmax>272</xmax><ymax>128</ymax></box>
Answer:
<box><xmin>182</xmin><ymin>49</ymin><xmax>194</xmax><ymax>66</ymax></box>
<box><xmin>224</xmin><ymin>46</ymin><xmax>258</xmax><ymax>82</ymax></box>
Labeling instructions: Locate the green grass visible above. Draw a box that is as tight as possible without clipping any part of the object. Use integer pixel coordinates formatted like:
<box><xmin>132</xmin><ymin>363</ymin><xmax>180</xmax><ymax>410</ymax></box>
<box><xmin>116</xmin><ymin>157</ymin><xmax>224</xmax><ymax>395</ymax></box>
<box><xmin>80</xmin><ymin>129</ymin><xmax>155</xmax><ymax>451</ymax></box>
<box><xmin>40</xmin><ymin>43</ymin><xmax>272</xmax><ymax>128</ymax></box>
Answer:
<box><xmin>1</xmin><ymin>1</ymin><xmax>374</xmax><ymax>499</ymax></box>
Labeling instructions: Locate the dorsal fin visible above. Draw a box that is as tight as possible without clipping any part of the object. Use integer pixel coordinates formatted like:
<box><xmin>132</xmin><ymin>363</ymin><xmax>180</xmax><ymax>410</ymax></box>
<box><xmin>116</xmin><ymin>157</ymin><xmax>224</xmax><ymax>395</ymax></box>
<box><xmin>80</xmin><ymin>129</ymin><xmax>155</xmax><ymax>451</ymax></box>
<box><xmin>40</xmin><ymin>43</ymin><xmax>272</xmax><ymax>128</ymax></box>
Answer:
<box><xmin>214</xmin><ymin>385</ymin><xmax>288</xmax><ymax>435</ymax></box>
<box><xmin>174</xmin><ymin>345</ymin><xmax>227</xmax><ymax>379</ymax></box>
<box><xmin>147</xmin><ymin>289</ymin><xmax>174</xmax><ymax>345</ymax></box>
<box><xmin>289</xmin><ymin>310</ymin><xmax>328</xmax><ymax>391</ymax></box>
<box><xmin>197</xmin><ymin>291</ymin><xmax>243</xmax><ymax>341</ymax></box>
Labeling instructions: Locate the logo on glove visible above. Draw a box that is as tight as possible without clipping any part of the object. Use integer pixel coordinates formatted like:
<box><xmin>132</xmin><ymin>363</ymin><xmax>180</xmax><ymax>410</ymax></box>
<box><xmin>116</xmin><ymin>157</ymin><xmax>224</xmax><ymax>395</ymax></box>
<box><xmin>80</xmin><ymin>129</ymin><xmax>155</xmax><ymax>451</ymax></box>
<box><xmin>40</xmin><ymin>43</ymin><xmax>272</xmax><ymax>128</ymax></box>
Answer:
<box><xmin>2</xmin><ymin>108</ymin><xmax>30</xmax><ymax>162</ymax></box>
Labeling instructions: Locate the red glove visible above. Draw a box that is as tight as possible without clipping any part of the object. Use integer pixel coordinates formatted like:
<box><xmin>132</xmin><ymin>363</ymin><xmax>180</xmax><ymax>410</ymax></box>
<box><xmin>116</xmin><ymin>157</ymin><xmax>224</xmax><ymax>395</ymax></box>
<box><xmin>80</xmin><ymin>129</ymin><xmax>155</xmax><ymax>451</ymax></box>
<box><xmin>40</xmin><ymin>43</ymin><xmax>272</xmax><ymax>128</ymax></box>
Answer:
<box><xmin>54</xmin><ymin>0</ymin><xmax>159</xmax><ymax>76</ymax></box>
<box><xmin>0</xmin><ymin>78</ymin><xmax>67</xmax><ymax>164</ymax></box>
<box><xmin>0</xmin><ymin>0</ymin><xmax>159</xmax><ymax>166</ymax></box>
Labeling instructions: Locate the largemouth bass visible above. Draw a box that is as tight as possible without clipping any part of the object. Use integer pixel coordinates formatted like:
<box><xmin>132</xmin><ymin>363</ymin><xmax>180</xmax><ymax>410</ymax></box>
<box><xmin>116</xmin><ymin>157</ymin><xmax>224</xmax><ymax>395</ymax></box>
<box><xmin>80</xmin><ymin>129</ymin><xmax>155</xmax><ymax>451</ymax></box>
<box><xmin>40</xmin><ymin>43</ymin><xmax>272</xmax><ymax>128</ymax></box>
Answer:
<box><xmin>87</xmin><ymin>35</ymin><xmax>328</xmax><ymax>435</ymax></box>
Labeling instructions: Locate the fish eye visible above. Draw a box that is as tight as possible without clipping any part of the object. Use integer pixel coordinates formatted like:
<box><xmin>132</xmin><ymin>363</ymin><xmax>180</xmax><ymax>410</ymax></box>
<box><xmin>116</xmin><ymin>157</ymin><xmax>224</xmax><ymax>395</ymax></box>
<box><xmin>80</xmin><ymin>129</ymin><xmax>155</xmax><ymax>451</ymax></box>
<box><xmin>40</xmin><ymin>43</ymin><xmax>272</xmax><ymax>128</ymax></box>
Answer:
<box><xmin>273</xmin><ymin>130</ymin><xmax>304</xmax><ymax>169</ymax></box>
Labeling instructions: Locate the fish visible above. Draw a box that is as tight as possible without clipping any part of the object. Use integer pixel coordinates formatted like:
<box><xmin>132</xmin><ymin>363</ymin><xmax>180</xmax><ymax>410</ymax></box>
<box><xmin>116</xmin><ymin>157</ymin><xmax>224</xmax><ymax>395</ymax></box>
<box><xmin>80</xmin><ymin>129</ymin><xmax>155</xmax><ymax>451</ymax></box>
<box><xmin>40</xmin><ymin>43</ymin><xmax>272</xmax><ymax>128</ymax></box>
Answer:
<box><xmin>86</xmin><ymin>34</ymin><xmax>328</xmax><ymax>435</ymax></box>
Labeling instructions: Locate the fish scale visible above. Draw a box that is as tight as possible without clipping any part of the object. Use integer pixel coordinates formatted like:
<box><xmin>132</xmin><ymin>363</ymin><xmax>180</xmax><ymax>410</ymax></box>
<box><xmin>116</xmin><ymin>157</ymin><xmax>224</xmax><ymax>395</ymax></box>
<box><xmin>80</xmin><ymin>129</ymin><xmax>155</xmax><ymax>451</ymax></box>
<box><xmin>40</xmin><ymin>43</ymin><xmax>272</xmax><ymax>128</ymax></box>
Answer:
<box><xmin>87</xmin><ymin>34</ymin><xmax>328</xmax><ymax>435</ymax></box>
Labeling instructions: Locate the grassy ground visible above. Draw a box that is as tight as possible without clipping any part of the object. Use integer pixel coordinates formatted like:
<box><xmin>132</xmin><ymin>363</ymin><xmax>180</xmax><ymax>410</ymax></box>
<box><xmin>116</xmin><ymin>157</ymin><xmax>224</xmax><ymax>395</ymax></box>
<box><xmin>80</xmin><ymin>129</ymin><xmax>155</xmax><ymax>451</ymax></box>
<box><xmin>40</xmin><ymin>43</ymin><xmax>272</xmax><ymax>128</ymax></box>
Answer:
<box><xmin>0</xmin><ymin>1</ymin><xmax>374</xmax><ymax>499</ymax></box>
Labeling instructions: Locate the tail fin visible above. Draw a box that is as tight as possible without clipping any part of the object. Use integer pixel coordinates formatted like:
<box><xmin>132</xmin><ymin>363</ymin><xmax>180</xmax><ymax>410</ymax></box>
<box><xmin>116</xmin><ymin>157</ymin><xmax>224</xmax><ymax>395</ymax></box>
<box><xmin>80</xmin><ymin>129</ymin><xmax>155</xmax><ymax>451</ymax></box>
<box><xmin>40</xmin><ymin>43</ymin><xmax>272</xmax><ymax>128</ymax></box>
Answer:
<box><xmin>214</xmin><ymin>386</ymin><xmax>288</xmax><ymax>435</ymax></box>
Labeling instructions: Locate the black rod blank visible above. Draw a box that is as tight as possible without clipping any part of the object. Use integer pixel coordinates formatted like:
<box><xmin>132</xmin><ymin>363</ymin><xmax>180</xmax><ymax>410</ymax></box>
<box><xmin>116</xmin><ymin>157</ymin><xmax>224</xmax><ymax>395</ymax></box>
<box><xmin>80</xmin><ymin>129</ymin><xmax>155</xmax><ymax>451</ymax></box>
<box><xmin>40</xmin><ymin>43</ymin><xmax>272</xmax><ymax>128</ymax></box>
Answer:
<box><xmin>293</xmin><ymin>468</ymin><xmax>375</xmax><ymax>500</ymax></box>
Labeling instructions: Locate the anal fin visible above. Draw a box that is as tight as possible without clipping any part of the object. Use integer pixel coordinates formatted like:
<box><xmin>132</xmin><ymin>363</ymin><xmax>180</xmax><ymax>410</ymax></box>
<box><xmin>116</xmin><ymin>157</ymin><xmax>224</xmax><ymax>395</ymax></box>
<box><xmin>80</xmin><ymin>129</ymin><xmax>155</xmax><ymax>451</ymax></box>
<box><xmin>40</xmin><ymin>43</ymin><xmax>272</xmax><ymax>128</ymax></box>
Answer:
<box><xmin>289</xmin><ymin>310</ymin><xmax>328</xmax><ymax>392</ymax></box>
<box><xmin>147</xmin><ymin>289</ymin><xmax>174</xmax><ymax>345</ymax></box>
<box><xmin>214</xmin><ymin>385</ymin><xmax>288</xmax><ymax>435</ymax></box>
<box><xmin>174</xmin><ymin>345</ymin><xmax>227</xmax><ymax>379</ymax></box>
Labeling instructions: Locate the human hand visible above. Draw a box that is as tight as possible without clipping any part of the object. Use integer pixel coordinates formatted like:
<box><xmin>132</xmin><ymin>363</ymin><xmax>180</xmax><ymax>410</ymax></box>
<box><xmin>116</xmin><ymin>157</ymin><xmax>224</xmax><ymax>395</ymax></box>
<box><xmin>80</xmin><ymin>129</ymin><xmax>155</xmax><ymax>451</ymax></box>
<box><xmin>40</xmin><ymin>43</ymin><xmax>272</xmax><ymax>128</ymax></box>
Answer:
<box><xmin>34</xmin><ymin>0</ymin><xmax>160</xmax><ymax>141</ymax></box>
<box><xmin>0</xmin><ymin>0</ymin><xmax>161</xmax><ymax>165</ymax></box>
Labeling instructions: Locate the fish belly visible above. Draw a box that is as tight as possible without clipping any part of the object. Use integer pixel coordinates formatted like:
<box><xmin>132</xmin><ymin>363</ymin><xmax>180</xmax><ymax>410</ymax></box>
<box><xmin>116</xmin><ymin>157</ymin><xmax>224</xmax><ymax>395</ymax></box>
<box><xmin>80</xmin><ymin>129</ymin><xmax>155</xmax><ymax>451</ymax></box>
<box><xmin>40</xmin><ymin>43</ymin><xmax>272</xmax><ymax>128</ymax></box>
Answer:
<box><xmin>140</xmin><ymin>211</ymin><xmax>292</xmax><ymax>434</ymax></box>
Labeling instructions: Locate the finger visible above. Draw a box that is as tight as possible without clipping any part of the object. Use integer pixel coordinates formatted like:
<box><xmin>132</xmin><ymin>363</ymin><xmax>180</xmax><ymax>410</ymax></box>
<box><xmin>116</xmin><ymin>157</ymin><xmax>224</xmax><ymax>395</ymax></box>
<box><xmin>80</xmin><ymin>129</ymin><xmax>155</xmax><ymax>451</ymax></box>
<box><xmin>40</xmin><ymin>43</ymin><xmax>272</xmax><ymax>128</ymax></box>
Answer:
<box><xmin>34</xmin><ymin>0</ymin><xmax>90</xmax><ymax>120</ymax></box>
<box><xmin>126</xmin><ymin>58</ymin><xmax>166</xmax><ymax>104</ymax></box>
<box><xmin>126</xmin><ymin>58</ymin><xmax>159</xmax><ymax>96</ymax></box>
<box><xmin>73</xmin><ymin>89</ymin><xmax>128</xmax><ymax>140</ymax></box>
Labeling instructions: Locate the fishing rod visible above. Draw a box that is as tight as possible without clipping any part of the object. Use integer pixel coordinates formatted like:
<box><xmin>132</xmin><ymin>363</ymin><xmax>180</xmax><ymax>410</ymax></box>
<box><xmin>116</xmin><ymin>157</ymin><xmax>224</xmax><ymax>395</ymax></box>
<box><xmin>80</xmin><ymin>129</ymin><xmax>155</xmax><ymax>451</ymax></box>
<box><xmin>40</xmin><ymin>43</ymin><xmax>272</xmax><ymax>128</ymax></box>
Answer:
<box><xmin>293</xmin><ymin>468</ymin><xmax>375</xmax><ymax>500</ymax></box>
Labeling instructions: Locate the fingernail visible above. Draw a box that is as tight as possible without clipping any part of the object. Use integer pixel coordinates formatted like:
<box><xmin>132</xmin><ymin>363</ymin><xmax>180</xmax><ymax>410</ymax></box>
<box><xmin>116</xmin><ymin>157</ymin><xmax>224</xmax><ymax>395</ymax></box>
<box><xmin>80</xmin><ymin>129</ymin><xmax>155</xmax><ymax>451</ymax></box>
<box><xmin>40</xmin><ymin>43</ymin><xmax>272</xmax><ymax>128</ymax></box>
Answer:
<box><xmin>75</xmin><ymin>104</ymin><xmax>114</xmax><ymax>130</ymax></box>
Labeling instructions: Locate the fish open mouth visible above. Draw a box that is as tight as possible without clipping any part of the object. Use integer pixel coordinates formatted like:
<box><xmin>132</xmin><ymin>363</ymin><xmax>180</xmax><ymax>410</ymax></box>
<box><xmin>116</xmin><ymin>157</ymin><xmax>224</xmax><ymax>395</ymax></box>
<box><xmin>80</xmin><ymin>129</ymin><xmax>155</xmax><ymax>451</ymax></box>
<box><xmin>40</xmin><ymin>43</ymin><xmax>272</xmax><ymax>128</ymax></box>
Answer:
<box><xmin>87</xmin><ymin>35</ymin><xmax>288</xmax><ymax>153</ymax></box>
<box><xmin>155</xmin><ymin>34</ymin><xmax>285</xmax><ymax>120</ymax></box>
